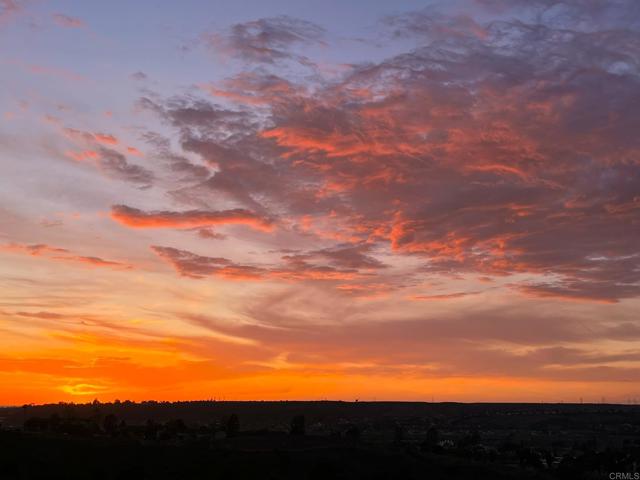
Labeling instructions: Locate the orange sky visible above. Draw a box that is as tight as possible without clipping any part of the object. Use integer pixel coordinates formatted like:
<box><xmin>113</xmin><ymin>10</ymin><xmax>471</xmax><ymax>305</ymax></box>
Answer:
<box><xmin>1</xmin><ymin>0</ymin><xmax>640</xmax><ymax>405</ymax></box>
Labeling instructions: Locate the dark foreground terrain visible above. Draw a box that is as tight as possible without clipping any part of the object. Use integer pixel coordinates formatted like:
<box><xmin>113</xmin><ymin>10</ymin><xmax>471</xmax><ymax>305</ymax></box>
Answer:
<box><xmin>1</xmin><ymin>401</ymin><xmax>639</xmax><ymax>479</ymax></box>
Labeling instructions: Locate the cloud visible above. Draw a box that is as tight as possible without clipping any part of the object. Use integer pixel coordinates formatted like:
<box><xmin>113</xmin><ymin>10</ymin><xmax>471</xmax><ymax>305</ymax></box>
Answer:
<box><xmin>0</xmin><ymin>0</ymin><xmax>23</xmax><ymax>26</ymax></box>
<box><xmin>203</xmin><ymin>15</ymin><xmax>325</xmax><ymax>64</ymax></box>
<box><xmin>70</xmin><ymin>255</ymin><xmax>133</xmax><ymax>269</ymax></box>
<box><xmin>309</xmin><ymin>244</ymin><xmax>387</xmax><ymax>270</ymax></box>
<box><xmin>516</xmin><ymin>279</ymin><xmax>640</xmax><ymax>304</ymax></box>
<box><xmin>151</xmin><ymin>245</ymin><xmax>364</xmax><ymax>282</ymax></box>
<box><xmin>410</xmin><ymin>292</ymin><xmax>481</xmax><ymax>301</ymax></box>
<box><xmin>160</xmin><ymin>1</ymin><xmax>640</xmax><ymax>302</ymax></box>
<box><xmin>196</xmin><ymin>228</ymin><xmax>226</xmax><ymax>240</ymax></box>
<box><xmin>1</xmin><ymin>243</ymin><xmax>68</xmax><ymax>256</ymax></box>
<box><xmin>15</xmin><ymin>311</ymin><xmax>66</xmax><ymax>320</ymax></box>
<box><xmin>139</xmin><ymin>130</ymin><xmax>209</xmax><ymax>181</ymax></box>
<box><xmin>7</xmin><ymin>59</ymin><xmax>86</xmax><ymax>82</ymax></box>
<box><xmin>171</xmin><ymin>296</ymin><xmax>640</xmax><ymax>382</ymax></box>
<box><xmin>130</xmin><ymin>71</ymin><xmax>147</xmax><ymax>81</ymax></box>
<box><xmin>141</xmin><ymin>26</ymin><xmax>640</xmax><ymax>299</ymax></box>
<box><xmin>52</xmin><ymin>13</ymin><xmax>84</xmax><ymax>28</ymax></box>
<box><xmin>475</xmin><ymin>0</ymin><xmax>640</xmax><ymax>31</ymax></box>
<box><xmin>94</xmin><ymin>133</ymin><xmax>118</xmax><ymax>145</ymax></box>
<box><xmin>11</xmin><ymin>0</ymin><xmax>639</xmax><ymax>304</ymax></box>
<box><xmin>1</xmin><ymin>242</ymin><xmax>133</xmax><ymax>270</ymax></box>
<box><xmin>272</xmin><ymin>254</ymin><xmax>361</xmax><ymax>281</ymax></box>
<box><xmin>94</xmin><ymin>147</ymin><xmax>154</xmax><ymax>186</ymax></box>
<box><xmin>269</xmin><ymin>244</ymin><xmax>387</xmax><ymax>284</ymax></box>
<box><xmin>383</xmin><ymin>8</ymin><xmax>488</xmax><ymax>41</ymax></box>
<box><xmin>61</xmin><ymin>127</ymin><xmax>153</xmax><ymax>186</ymax></box>
<box><xmin>200</xmin><ymin>72</ymin><xmax>300</xmax><ymax>106</ymax></box>
<box><xmin>111</xmin><ymin>205</ymin><xmax>274</xmax><ymax>231</ymax></box>
<box><xmin>138</xmin><ymin>96</ymin><xmax>254</xmax><ymax>133</ymax></box>
<box><xmin>150</xmin><ymin>245</ymin><xmax>256</xmax><ymax>279</ymax></box>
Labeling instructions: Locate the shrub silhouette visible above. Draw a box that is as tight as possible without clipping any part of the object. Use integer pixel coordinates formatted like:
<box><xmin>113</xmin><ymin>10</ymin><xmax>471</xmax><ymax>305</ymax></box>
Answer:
<box><xmin>226</xmin><ymin>414</ymin><xmax>239</xmax><ymax>438</ymax></box>
<box><xmin>103</xmin><ymin>414</ymin><xmax>118</xmax><ymax>435</ymax></box>
<box><xmin>290</xmin><ymin>415</ymin><xmax>305</xmax><ymax>436</ymax></box>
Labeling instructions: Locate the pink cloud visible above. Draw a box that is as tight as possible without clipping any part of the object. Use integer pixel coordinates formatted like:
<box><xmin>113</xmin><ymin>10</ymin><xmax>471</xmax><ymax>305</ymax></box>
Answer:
<box><xmin>52</xmin><ymin>13</ymin><xmax>84</xmax><ymax>28</ymax></box>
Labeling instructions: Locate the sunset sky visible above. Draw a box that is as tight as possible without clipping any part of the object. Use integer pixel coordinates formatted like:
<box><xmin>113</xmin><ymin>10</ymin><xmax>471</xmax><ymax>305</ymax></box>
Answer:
<box><xmin>1</xmin><ymin>0</ymin><xmax>639</xmax><ymax>405</ymax></box>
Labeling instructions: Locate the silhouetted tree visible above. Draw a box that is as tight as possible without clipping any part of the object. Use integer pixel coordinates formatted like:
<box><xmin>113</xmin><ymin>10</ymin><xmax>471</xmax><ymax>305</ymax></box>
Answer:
<box><xmin>345</xmin><ymin>425</ymin><xmax>361</xmax><ymax>443</ymax></box>
<box><xmin>145</xmin><ymin>419</ymin><xmax>158</xmax><ymax>440</ymax></box>
<box><xmin>421</xmin><ymin>426</ymin><xmax>439</xmax><ymax>452</ymax></box>
<box><xmin>103</xmin><ymin>414</ymin><xmax>118</xmax><ymax>435</ymax></box>
<box><xmin>49</xmin><ymin>413</ymin><xmax>61</xmax><ymax>432</ymax></box>
<box><xmin>161</xmin><ymin>419</ymin><xmax>186</xmax><ymax>440</ymax></box>
<box><xmin>63</xmin><ymin>403</ymin><xmax>76</xmax><ymax>420</ymax></box>
<box><xmin>461</xmin><ymin>429</ymin><xmax>481</xmax><ymax>447</ymax></box>
<box><xmin>290</xmin><ymin>415</ymin><xmax>305</xmax><ymax>436</ymax></box>
<box><xmin>24</xmin><ymin>417</ymin><xmax>48</xmax><ymax>432</ymax></box>
<box><xmin>394</xmin><ymin>424</ymin><xmax>404</xmax><ymax>444</ymax></box>
<box><xmin>226</xmin><ymin>414</ymin><xmax>239</xmax><ymax>438</ymax></box>
<box><xmin>426</xmin><ymin>426</ymin><xmax>439</xmax><ymax>444</ymax></box>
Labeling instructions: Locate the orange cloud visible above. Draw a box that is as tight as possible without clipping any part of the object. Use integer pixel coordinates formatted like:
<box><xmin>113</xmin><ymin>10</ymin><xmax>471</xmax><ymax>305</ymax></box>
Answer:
<box><xmin>1</xmin><ymin>242</ymin><xmax>132</xmax><ymax>270</ymax></box>
<box><xmin>1</xmin><ymin>243</ymin><xmax>69</xmax><ymax>256</ymax></box>
<box><xmin>94</xmin><ymin>133</ymin><xmax>118</xmax><ymax>145</ymax></box>
<box><xmin>65</xmin><ymin>149</ymin><xmax>99</xmax><ymax>162</ymax></box>
<box><xmin>65</xmin><ymin>255</ymin><xmax>133</xmax><ymax>269</ymax></box>
<box><xmin>127</xmin><ymin>146</ymin><xmax>143</xmax><ymax>156</ymax></box>
<box><xmin>111</xmin><ymin>205</ymin><xmax>274</xmax><ymax>231</ymax></box>
<box><xmin>410</xmin><ymin>292</ymin><xmax>480</xmax><ymax>301</ymax></box>
<box><xmin>59</xmin><ymin>128</ymin><xmax>153</xmax><ymax>184</ymax></box>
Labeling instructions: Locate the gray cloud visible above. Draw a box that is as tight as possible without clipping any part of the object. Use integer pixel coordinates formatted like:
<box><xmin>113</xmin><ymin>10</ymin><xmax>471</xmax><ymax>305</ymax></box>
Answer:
<box><xmin>203</xmin><ymin>15</ymin><xmax>325</xmax><ymax>64</ymax></box>
<box><xmin>97</xmin><ymin>147</ymin><xmax>154</xmax><ymax>187</ymax></box>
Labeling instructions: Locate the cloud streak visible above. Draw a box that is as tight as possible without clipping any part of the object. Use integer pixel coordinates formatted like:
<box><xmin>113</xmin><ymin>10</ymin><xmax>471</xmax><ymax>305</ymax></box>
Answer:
<box><xmin>52</xmin><ymin>13</ymin><xmax>84</xmax><ymax>28</ymax></box>
<box><xmin>151</xmin><ymin>245</ymin><xmax>362</xmax><ymax>282</ymax></box>
<box><xmin>61</xmin><ymin>127</ymin><xmax>153</xmax><ymax>186</ymax></box>
<box><xmin>111</xmin><ymin>205</ymin><xmax>274</xmax><ymax>231</ymax></box>
<box><xmin>1</xmin><ymin>243</ymin><xmax>133</xmax><ymax>270</ymax></box>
